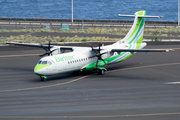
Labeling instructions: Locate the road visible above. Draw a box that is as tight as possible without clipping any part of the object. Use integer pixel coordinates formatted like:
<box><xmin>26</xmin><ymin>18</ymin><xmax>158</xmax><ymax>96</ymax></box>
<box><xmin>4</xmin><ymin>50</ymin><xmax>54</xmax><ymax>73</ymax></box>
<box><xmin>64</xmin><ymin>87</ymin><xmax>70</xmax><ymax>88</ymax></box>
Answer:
<box><xmin>0</xmin><ymin>44</ymin><xmax>180</xmax><ymax>120</ymax></box>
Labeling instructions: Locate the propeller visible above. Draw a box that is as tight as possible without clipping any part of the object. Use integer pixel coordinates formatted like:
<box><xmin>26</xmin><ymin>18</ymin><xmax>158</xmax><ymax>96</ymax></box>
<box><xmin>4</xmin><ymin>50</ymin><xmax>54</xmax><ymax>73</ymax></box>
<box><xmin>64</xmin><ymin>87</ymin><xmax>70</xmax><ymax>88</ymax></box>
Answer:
<box><xmin>39</xmin><ymin>40</ymin><xmax>56</xmax><ymax>57</ymax></box>
<box><xmin>90</xmin><ymin>43</ymin><xmax>107</xmax><ymax>69</ymax></box>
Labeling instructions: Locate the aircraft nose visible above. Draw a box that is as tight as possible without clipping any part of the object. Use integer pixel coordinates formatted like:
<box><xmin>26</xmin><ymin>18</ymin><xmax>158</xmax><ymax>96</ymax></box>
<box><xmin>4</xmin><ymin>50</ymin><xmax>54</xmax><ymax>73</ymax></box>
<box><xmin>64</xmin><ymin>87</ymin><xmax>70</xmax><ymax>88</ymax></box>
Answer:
<box><xmin>34</xmin><ymin>64</ymin><xmax>44</xmax><ymax>76</ymax></box>
<box><xmin>34</xmin><ymin>64</ymin><xmax>49</xmax><ymax>76</ymax></box>
<box><xmin>34</xmin><ymin>60</ymin><xmax>52</xmax><ymax>76</ymax></box>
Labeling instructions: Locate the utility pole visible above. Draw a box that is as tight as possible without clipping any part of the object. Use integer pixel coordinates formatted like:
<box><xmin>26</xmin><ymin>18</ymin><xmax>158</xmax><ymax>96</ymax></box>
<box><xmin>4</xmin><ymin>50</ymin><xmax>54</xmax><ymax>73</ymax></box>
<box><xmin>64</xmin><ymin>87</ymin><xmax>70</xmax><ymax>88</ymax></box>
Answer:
<box><xmin>72</xmin><ymin>0</ymin><xmax>73</xmax><ymax>23</ymax></box>
<box><xmin>178</xmin><ymin>0</ymin><xmax>180</xmax><ymax>25</ymax></box>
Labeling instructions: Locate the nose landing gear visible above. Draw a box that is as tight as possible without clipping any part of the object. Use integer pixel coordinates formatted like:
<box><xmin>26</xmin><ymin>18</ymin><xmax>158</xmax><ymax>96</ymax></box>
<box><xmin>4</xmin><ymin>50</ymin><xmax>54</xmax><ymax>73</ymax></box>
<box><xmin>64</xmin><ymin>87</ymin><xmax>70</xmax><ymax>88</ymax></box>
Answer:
<box><xmin>40</xmin><ymin>76</ymin><xmax>47</xmax><ymax>81</ymax></box>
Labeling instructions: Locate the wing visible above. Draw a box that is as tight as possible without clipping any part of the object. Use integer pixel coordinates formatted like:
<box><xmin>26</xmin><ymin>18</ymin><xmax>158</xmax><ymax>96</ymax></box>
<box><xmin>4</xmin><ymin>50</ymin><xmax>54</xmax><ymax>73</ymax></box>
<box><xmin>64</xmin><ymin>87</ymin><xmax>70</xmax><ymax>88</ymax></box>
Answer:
<box><xmin>6</xmin><ymin>42</ymin><xmax>174</xmax><ymax>53</ymax></box>
<box><xmin>111</xmin><ymin>49</ymin><xmax>174</xmax><ymax>53</ymax></box>
<box><xmin>5</xmin><ymin>42</ymin><xmax>84</xmax><ymax>51</ymax></box>
<box><xmin>6</xmin><ymin>42</ymin><xmax>54</xmax><ymax>48</ymax></box>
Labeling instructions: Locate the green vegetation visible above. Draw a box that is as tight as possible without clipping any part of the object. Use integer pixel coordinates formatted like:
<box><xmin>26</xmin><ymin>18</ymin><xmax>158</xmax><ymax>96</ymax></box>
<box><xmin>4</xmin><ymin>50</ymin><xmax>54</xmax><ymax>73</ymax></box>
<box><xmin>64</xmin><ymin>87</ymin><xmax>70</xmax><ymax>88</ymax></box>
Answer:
<box><xmin>0</xmin><ymin>27</ymin><xmax>180</xmax><ymax>44</ymax></box>
<box><xmin>0</xmin><ymin>27</ymin><xmax>180</xmax><ymax>37</ymax></box>
<box><xmin>151</xmin><ymin>30</ymin><xmax>162</xmax><ymax>42</ymax></box>
<box><xmin>144</xmin><ymin>27</ymin><xmax>180</xmax><ymax>37</ymax></box>
<box><xmin>0</xmin><ymin>35</ymin><xmax>121</xmax><ymax>45</ymax></box>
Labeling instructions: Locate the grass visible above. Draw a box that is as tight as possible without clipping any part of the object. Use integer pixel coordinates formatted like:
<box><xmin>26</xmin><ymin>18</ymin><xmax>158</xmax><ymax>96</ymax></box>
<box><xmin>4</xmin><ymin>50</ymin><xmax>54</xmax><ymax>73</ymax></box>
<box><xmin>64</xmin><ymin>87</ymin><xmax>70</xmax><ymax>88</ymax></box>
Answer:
<box><xmin>0</xmin><ymin>27</ymin><xmax>180</xmax><ymax>44</ymax></box>
<box><xmin>0</xmin><ymin>35</ymin><xmax>122</xmax><ymax>45</ymax></box>
<box><xmin>0</xmin><ymin>27</ymin><xmax>180</xmax><ymax>37</ymax></box>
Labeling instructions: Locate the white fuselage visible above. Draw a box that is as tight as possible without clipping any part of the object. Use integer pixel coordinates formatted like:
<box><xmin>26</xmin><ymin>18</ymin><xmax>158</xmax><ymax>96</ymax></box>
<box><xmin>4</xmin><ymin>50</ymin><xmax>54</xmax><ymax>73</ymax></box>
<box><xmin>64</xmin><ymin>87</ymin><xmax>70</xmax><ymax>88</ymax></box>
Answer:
<box><xmin>34</xmin><ymin>43</ymin><xmax>147</xmax><ymax>76</ymax></box>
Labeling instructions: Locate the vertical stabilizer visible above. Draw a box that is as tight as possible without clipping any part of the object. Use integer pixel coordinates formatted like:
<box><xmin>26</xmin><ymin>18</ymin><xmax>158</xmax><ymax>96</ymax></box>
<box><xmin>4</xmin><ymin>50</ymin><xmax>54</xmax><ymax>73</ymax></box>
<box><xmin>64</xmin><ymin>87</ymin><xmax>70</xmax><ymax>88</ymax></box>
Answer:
<box><xmin>116</xmin><ymin>11</ymin><xmax>146</xmax><ymax>44</ymax></box>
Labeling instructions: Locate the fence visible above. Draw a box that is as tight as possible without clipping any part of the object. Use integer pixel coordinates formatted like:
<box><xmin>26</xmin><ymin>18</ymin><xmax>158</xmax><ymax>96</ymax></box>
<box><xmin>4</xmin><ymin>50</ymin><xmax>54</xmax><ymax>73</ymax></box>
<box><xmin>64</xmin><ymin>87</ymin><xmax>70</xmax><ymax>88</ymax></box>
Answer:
<box><xmin>0</xmin><ymin>18</ymin><xmax>178</xmax><ymax>30</ymax></box>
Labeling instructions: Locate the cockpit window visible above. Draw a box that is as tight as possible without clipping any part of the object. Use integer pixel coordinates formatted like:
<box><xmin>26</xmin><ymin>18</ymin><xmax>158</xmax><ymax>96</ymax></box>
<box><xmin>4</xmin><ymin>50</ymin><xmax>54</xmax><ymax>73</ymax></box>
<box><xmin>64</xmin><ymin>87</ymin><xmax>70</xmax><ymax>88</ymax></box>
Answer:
<box><xmin>38</xmin><ymin>60</ymin><xmax>42</xmax><ymax>64</ymax></box>
<box><xmin>42</xmin><ymin>61</ymin><xmax>47</xmax><ymax>64</ymax></box>
<box><xmin>47</xmin><ymin>61</ymin><xmax>52</xmax><ymax>65</ymax></box>
<box><xmin>38</xmin><ymin>60</ymin><xmax>52</xmax><ymax>65</ymax></box>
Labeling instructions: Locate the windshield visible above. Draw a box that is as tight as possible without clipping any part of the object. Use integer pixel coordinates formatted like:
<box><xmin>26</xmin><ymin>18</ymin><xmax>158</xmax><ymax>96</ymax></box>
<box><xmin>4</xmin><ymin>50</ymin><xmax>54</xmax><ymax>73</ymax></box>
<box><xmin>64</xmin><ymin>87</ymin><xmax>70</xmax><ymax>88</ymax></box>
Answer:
<box><xmin>38</xmin><ymin>60</ymin><xmax>52</xmax><ymax>65</ymax></box>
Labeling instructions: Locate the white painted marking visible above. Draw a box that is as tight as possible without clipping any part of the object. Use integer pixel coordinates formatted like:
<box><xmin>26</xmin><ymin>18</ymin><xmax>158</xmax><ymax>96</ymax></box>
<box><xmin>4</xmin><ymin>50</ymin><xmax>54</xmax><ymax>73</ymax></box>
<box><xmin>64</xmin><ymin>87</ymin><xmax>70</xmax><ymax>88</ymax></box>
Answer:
<box><xmin>164</xmin><ymin>82</ymin><xmax>180</xmax><ymax>84</ymax></box>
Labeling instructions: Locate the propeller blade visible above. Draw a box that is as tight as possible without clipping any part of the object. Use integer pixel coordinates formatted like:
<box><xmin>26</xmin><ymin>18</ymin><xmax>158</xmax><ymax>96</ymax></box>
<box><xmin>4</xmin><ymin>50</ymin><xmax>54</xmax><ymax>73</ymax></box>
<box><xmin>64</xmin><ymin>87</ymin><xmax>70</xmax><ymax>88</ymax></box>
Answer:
<box><xmin>90</xmin><ymin>42</ymin><xmax>107</xmax><ymax>69</ymax></box>
<box><xmin>49</xmin><ymin>48</ymin><xmax>57</xmax><ymax>54</ymax></box>
<box><xmin>39</xmin><ymin>40</ymin><xmax>55</xmax><ymax>57</ymax></box>
<box><xmin>98</xmin><ymin>44</ymin><xmax>101</xmax><ymax>53</ymax></box>
<box><xmin>90</xmin><ymin>44</ymin><xmax>97</xmax><ymax>54</ymax></box>
<box><xmin>48</xmin><ymin>40</ymin><xmax>51</xmax><ymax>51</ymax></box>
<box><xmin>95</xmin><ymin>58</ymin><xmax>99</xmax><ymax>69</ymax></box>
<box><xmin>101</xmin><ymin>59</ymin><xmax>106</xmax><ymax>65</ymax></box>
<box><xmin>89</xmin><ymin>51</ymin><xmax>107</xmax><ymax>59</ymax></box>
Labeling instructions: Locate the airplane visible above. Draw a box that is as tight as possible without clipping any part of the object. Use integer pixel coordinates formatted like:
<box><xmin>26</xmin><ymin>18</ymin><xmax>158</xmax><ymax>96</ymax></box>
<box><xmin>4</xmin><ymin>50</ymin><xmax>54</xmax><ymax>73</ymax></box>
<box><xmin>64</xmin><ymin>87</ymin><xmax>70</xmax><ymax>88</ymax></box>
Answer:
<box><xmin>6</xmin><ymin>11</ymin><xmax>173</xmax><ymax>81</ymax></box>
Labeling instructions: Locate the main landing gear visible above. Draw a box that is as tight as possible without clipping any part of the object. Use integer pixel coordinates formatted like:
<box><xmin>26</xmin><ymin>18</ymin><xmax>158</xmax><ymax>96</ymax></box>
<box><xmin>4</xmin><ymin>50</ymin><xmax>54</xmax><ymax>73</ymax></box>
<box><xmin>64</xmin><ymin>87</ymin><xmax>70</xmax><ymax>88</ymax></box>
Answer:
<box><xmin>97</xmin><ymin>69</ymin><xmax>106</xmax><ymax>75</ymax></box>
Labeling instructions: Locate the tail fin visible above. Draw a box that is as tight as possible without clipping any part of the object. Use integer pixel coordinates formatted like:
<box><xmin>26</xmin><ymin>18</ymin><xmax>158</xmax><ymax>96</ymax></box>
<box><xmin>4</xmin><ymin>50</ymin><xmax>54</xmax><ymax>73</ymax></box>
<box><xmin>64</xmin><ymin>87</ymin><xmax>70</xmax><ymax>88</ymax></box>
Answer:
<box><xmin>115</xmin><ymin>11</ymin><xmax>163</xmax><ymax>45</ymax></box>
<box><xmin>119</xmin><ymin>11</ymin><xmax>146</xmax><ymax>44</ymax></box>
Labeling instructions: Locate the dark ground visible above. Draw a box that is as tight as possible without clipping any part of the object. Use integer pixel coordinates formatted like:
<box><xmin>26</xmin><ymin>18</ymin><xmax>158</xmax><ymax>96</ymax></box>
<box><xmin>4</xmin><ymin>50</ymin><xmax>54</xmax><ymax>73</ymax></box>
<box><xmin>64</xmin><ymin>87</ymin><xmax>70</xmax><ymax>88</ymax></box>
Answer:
<box><xmin>0</xmin><ymin>44</ymin><xmax>180</xmax><ymax>120</ymax></box>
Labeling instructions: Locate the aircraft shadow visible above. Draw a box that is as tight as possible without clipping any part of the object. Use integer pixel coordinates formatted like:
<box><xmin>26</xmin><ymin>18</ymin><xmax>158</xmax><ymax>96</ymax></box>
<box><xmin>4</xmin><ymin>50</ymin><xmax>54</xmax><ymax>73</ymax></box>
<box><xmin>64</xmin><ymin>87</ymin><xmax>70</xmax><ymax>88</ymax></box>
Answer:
<box><xmin>32</xmin><ymin>71</ymin><xmax>97</xmax><ymax>82</ymax></box>
<box><xmin>31</xmin><ymin>63</ymin><xmax>137</xmax><ymax>82</ymax></box>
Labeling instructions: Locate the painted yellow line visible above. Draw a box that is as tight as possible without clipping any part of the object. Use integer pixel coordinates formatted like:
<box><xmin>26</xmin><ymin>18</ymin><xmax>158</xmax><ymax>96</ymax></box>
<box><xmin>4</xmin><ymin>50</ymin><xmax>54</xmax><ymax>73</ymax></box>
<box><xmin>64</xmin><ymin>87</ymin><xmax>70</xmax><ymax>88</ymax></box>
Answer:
<box><xmin>0</xmin><ymin>62</ymin><xmax>179</xmax><ymax>93</ymax></box>
<box><xmin>165</xmin><ymin>48</ymin><xmax>180</xmax><ymax>50</ymax></box>
<box><xmin>0</xmin><ymin>112</ymin><xmax>180</xmax><ymax>118</ymax></box>
<box><xmin>0</xmin><ymin>54</ymin><xmax>41</xmax><ymax>57</ymax></box>
<box><xmin>0</xmin><ymin>74</ymin><xmax>92</xmax><ymax>93</ymax></box>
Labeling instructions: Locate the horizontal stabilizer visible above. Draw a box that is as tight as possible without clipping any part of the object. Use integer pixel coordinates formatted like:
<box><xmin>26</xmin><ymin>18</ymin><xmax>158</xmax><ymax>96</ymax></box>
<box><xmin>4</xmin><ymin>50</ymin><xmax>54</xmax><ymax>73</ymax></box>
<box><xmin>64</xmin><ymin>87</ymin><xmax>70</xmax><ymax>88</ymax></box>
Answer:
<box><xmin>118</xmin><ymin>14</ymin><xmax>164</xmax><ymax>18</ymax></box>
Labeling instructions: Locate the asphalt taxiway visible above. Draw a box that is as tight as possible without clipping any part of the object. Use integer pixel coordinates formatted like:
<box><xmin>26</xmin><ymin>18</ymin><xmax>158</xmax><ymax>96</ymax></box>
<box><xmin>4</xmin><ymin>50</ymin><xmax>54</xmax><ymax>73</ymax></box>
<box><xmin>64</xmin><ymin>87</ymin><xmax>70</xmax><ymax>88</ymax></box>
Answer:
<box><xmin>0</xmin><ymin>44</ymin><xmax>180</xmax><ymax>120</ymax></box>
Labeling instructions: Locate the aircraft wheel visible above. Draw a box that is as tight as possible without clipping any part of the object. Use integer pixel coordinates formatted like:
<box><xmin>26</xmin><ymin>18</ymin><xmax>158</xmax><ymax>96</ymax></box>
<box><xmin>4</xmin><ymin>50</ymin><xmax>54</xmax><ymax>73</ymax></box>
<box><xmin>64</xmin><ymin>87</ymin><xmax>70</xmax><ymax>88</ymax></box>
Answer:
<box><xmin>98</xmin><ymin>69</ymin><xmax>105</xmax><ymax>75</ymax></box>
<box><xmin>40</xmin><ymin>76</ymin><xmax>46</xmax><ymax>81</ymax></box>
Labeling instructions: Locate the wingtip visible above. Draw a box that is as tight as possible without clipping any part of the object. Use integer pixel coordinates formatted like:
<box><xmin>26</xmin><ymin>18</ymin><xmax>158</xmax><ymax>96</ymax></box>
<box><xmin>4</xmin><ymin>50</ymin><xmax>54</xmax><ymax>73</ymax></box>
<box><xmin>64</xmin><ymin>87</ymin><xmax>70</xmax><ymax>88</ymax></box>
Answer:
<box><xmin>169</xmin><ymin>49</ymin><xmax>175</xmax><ymax>52</ymax></box>
<box><xmin>166</xmin><ymin>49</ymin><xmax>175</xmax><ymax>52</ymax></box>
